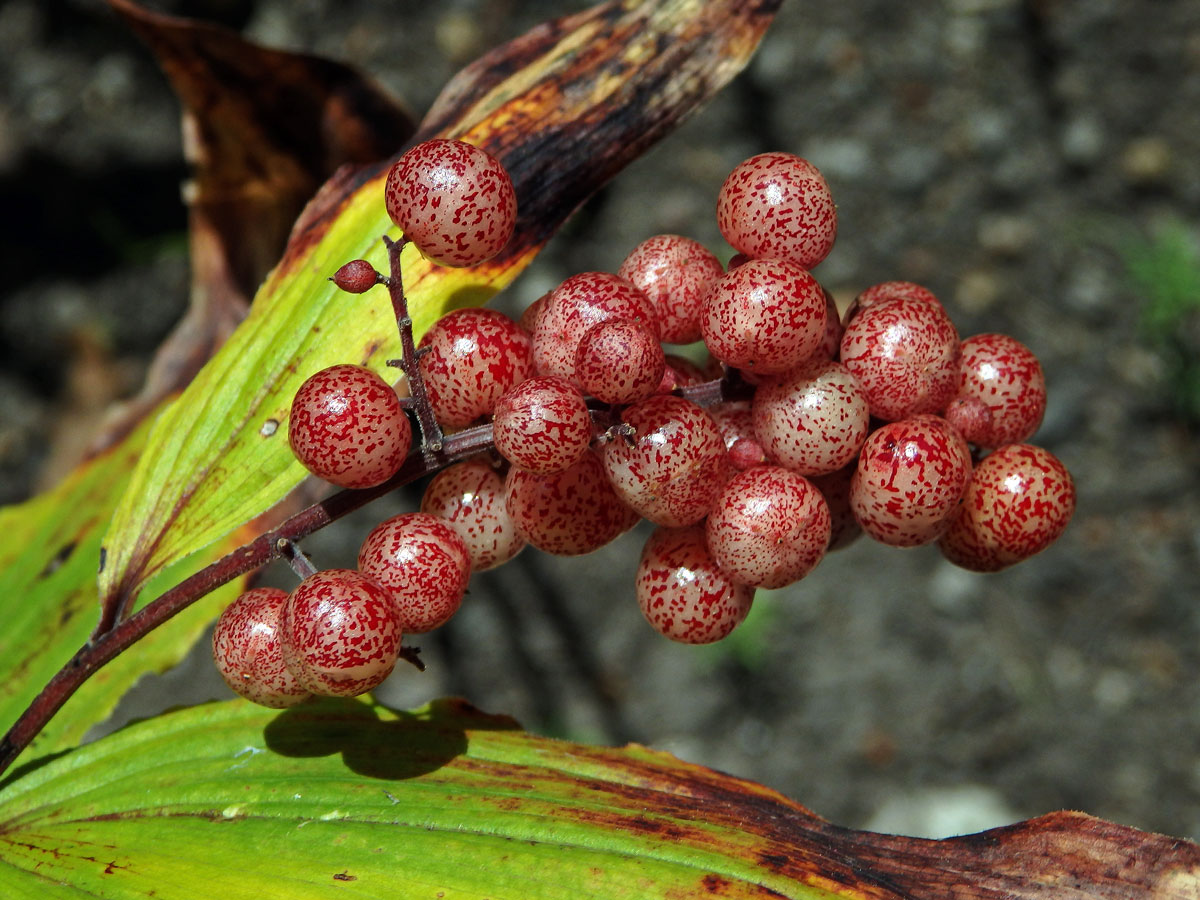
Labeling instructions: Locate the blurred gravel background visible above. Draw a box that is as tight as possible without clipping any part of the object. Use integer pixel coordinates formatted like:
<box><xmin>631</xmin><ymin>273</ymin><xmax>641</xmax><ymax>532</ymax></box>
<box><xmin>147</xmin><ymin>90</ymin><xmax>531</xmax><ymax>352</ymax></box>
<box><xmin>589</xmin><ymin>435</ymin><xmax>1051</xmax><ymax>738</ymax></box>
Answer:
<box><xmin>2</xmin><ymin>0</ymin><xmax>1199</xmax><ymax>842</ymax></box>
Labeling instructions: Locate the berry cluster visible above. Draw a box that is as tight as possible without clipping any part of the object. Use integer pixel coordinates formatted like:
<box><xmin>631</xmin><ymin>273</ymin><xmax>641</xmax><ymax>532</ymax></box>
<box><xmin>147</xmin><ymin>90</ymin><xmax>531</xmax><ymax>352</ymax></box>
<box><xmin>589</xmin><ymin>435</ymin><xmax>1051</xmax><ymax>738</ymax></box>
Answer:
<box><xmin>214</xmin><ymin>140</ymin><xmax>1075</xmax><ymax>707</ymax></box>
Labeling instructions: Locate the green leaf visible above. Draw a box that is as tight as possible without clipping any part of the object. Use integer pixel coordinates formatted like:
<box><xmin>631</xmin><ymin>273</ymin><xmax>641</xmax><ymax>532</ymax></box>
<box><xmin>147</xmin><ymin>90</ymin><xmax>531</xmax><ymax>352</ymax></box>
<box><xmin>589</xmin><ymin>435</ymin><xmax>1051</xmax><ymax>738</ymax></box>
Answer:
<box><xmin>0</xmin><ymin>419</ymin><xmax>247</xmax><ymax>772</ymax></box>
<box><xmin>3</xmin><ymin>698</ymin><xmax>1195</xmax><ymax>899</ymax></box>
<box><xmin>97</xmin><ymin>0</ymin><xmax>783</xmax><ymax>617</ymax></box>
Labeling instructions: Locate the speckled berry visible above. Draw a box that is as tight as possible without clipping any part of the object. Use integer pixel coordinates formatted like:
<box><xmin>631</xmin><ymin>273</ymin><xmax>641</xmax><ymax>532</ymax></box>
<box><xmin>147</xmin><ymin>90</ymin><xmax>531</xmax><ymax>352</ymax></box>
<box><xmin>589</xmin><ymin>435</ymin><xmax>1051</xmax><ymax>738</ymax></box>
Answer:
<box><xmin>706</xmin><ymin>466</ymin><xmax>831</xmax><ymax>589</ymax></box>
<box><xmin>504</xmin><ymin>450</ymin><xmax>640</xmax><ymax>556</ymax></box>
<box><xmin>617</xmin><ymin>234</ymin><xmax>725</xmax><ymax>344</ymax></box>
<box><xmin>420</xmin><ymin>459</ymin><xmax>525</xmax><ymax>571</ymax></box>
<box><xmin>289</xmin><ymin>364</ymin><xmax>411</xmax><ymax>489</ymax></box>
<box><xmin>492</xmin><ymin>376</ymin><xmax>593</xmax><ymax>475</ymax></box>
<box><xmin>951</xmin><ymin>333</ymin><xmax>1047</xmax><ymax>448</ymax></box>
<box><xmin>809</xmin><ymin>462</ymin><xmax>862</xmax><ymax>551</ymax></box>
<box><xmin>212</xmin><ymin>587</ymin><xmax>312</xmax><ymax>709</ymax></box>
<box><xmin>279</xmin><ymin>569</ymin><xmax>403</xmax><ymax>698</ymax></box>
<box><xmin>842</xmin><ymin>280</ymin><xmax>941</xmax><ymax>325</ymax></box>
<box><xmin>752</xmin><ymin>359</ymin><xmax>870</xmax><ymax>476</ymax></box>
<box><xmin>358</xmin><ymin>513</ymin><xmax>472</xmax><ymax>633</ymax></box>
<box><xmin>575</xmin><ymin>319</ymin><xmax>665</xmax><ymax>406</ymax></box>
<box><xmin>636</xmin><ymin>525</ymin><xmax>754</xmax><ymax>644</ymax></box>
<box><xmin>939</xmin><ymin>443</ymin><xmax>1074</xmax><ymax>571</ymax></box>
<box><xmin>418</xmin><ymin>308</ymin><xmax>534</xmax><ymax>428</ymax></box>
<box><xmin>600</xmin><ymin>394</ymin><xmax>728</xmax><ymax>527</ymax></box>
<box><xmin>716</xmin><ymin>152</ymin><xmax>837</xmax><ymax>269</ymax></box>
<box><xmin>701</xmin><ymin>258</ymin><xmax>828</xmax><ymax>375</ymax></box>
<box><xmin>839</xmin><ymin>296</ymin><xmax>960</xmax><ymax>421</ymax></box>
<box><xmin>850</xmin><ymin>414</ymin><xmax>974</xmax><ymax>547</ymax></box>
<box><xmin>532</xmin><ymin>272</ymin><xmax>659</xmax><ymax>383</ymax></box>
<box><xmin>384</xmin><ymin>138</ymin><xmax>516</xmax><ymax>267</ymax></box>
<box><xmin>709</xmin><ymin>400</ymin><xmax>766</xmax><ymax>470</ymax></box>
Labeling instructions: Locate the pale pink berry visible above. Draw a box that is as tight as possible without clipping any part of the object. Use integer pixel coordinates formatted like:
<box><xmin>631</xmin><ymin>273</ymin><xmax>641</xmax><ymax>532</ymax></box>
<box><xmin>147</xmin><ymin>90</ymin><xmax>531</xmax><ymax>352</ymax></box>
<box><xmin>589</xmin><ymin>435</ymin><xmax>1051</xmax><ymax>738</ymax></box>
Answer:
<box><xmin>289</xmin><ymin>364</ymin><xmax>411</xmax><ymax>489</ymax></box>
<box><xmin>212</xmin><ymin>587</ymin><xmax>312</xmax><ymax>708</ymax></box>
<box><xmin>384</xmin><ymin>139</ymin><xmax>516</xmax><ymax>267</ymax></box>
<box><xmin>850</xmin><ymin>415</ymin><xmax>974</xmax><ymax>547</ymax></box>
<box><xmin>504</xmin><ymin>451</ymin><xmax>640</xmax><ymax>556</ymax></box>
<box><xmin>839</xmin><ymin>296</ymin><xmax>960</xmax><ymax>421</ymax></box>
<box><xmin>809</xmin><ymin>463</ymin><xmax>862</xmax><ymax>551</ymax></box>
<box><xmin>600</xmin><ymin>394</ymin><xmax>728</xmax><ymax>527</ymax></box>
<box><xmin>752</xmin><ymin>359</ymin><xmax>870</xmax><ymax>476</ymax></box>
<box><xmin>420</xmin><ymin>460</ymin><xmax>524</xmax><ymax>571</ymax></box>
<box><xmin>492</xmin><ymin>376</ymin><xmax>593</xmax><ymax>475</ymax></box>
<box><xmin>705</xmin><ymin>466</ymin><xmax>831</xmax><ymax>589</ymax></box>
<box><xmin>843</xmin><ymin>280</ymin><xmax>941</xmax><ymax>325</ymax></box>
<box><xmin>636</xmin><ymin>525</ymin><xmax>754</xmax><ymax>644</ymax></box>
<box><xmin>532</xmin><ymin>272</ymin><xmax>659</xmax><ymax>383</ymax></box>
<box><xmin>418</xmin><ymin>308</ymin><xmax>534</xmax><ymax>429</ymax></box>
<box><xmin>279</xmin><ymin>569</ymin><xmax>403</xmax><ymax>698</ymax></box>
<box><xmin>939</xmin><ymin>443</ymin><xmax>1074</xmax><ymax>572</ymax></box>
<box><xmin>716</xmin><ymin>152</ymin><xmax>837</xmax><ymax>269</ymax></box>
<box><xmin>701</xmin><ymin>258</ymin><xmax>827</xmax><ymax>375</ymax></box>
<box><xmin>575</xmin><ymin>319</ymin><xmax>665</xmax><ymax>406</ymax></box>
<box><xmin>951</xmin><ymin>333</ymin><xmax>1047</xmax><ymax>448</ymax></box>
<box><xmin>617</xmin><ymin>234</ymin><xmax>725</xmax><ymax>344</ymax></box>
<box><xmin>358</xmin><ymin>513</ymin><xmax>472</xmax><ymax>633</ymax></box>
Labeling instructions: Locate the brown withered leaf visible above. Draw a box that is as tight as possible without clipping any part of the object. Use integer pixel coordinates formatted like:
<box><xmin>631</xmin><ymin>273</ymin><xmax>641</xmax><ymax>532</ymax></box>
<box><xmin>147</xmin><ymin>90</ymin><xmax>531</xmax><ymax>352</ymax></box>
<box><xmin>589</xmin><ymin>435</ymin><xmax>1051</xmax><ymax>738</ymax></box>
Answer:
<box><xmin>97</xmin><ymin>0</ymin><xmax>416</xmax><ymax>449</ymax></box>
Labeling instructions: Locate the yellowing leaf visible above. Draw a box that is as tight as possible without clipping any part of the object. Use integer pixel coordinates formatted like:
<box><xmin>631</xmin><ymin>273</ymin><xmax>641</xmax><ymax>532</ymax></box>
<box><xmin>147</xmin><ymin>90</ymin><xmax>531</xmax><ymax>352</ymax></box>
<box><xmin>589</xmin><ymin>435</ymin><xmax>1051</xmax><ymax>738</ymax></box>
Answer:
<box><xmin>98</xmin><ymin>0</ymin><xmax>781</xmax><ymax>619</ymax></box>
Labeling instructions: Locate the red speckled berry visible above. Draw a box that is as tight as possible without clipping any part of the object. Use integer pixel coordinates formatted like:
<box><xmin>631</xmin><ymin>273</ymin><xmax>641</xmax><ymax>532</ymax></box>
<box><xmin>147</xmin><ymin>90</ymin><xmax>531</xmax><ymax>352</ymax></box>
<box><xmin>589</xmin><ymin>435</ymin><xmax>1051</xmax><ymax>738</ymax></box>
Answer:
<box><xmin>816</xmin><ymin>287</ymin><xmax>845</xmax><ymax>362</ymax></box>
<box><xmin>709</xmin><ymin>400</ymin><xmax>766</xmax><ymax>470</ymax></box>
<box><xmin>212</xmin><ymin>587</ymin><xmax>311</xmax><ymax>709</ymax></box>
<box><xmin>492</xmin><ymin>376</ymin><xmax>593</xmax><ymax>475</ymax></box>
<box><xmin>636</xmin><ymin>525</ymin><xmax>754</xmax><ymax>644</ymax></box>
<box><xmin>752</xmin><ymin>359</ymin><xmax>870</xmax><ymax>476</ymax></box>
<box><xmin>839</xmin><ymin>296</ymin><xmax>960</xmax><ymax>421</ymax></box>
<box><xmin>617</xmin><ymin>234</ymin><xmax>725</xmax><ymax>344</ymax></box>
<box><xmin>716</xmin><ymin>152</ymin><xmax>837</xmax><ymax>269</ymax></box>
<box><xmin>420</xmin><ymin>459</ymin><xmax>525</xmax><ymax>571</ymax></box>
<box><xmin>358</xmin><ymin>513</ymin><xmax>472</xmax><ymax>633</ymax></box>
<box><xmin>809</xmin><ymin>462</ymin><xmax>862</xmax><ymax>551</ymax></box>
<box><xmin>418</xmin><ymin>308</ymin><xmax>534</xmax><ymax>429</ymax></box>
<box><xmin>701</xmin><ymin>258</ymin><xmax>827</xmax><ymax>375</ymax></box>
<box><xmin>575</xmin><ymin>319</ymin><xmax>665</xmax><ymax>406</ymax></box>
<box><xmin>706</xmin><ymin>466</ymin><xmax>831</xmax><ymax>589</ymax></box>
<box><xmin>331</xmin><ymin>259</ymin><xmax>380</xmax><ymax>294</ymax></box>
<box><xmin>384</xmin><ymin>138</ymin><xmax>516</xmax><ymax>267</ymax></box>
<box><xmin>939</xmin><ymin>443</ymin><xmax>1074</xmax><ymax>571</ymax></box>
<box><xmin>600</xmin><ymin>394</ymin><xmax>728</xmax><ymax>527</ymax></box>
<box><xmin>279</xmin><ymin>569</ymin><xmax>403</xmax><ymax>698</ymax></box>
<box><xmin>532</xmin><ymin>272</ymin><xmax>659</xmax><ymax>383</ymax></box>
<box><xmin>289</xmin><ymin>364</ymin><xmax>411</xmax><ymax>489</ymax></box>
<box><xmin>504</xmin><ymin>450</ymin><xmax>640</xmax><ymax>556</ymax></box>
<box><xmin>842</xmin><ymin>280</ymin><xmax>941</xmax><ymax>325</ymax></box>
<box><xmin>951</xmin><ymin>333</ymin><xmax>1047</xmax><ymax>448</ymax></box>
<box><xmin>662</xmin><ymin>354</ymin><xmax>710</xmax><ymax>390</ymax></box>
<box><xmin>850</xmin><ymin>414</ymin><xmax>974</xmax><ymax>547</ymax></box>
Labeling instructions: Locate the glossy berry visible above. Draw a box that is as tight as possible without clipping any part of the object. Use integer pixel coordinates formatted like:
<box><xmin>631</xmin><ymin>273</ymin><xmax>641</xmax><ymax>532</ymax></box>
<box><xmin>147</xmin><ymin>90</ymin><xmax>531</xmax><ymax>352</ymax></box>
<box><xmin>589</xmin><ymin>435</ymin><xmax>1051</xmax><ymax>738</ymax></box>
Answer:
<box><xmin>504</xmin><ymin>450</ymin><xmax>640</xmax><ymax>556</ymax></box>
<box><xmin>706</xmin><ymin>466</ymin><xmax>831</xmax><ymax>589</ymax></box>
<box><xmin>574</xmin><ymin>319</ymin><xmax>665</xmax><ymax>406</ymax></box>
<box><xmin>331</xmin><ymin>259</ymin><xmax>380</xmax><ymax>293</ymax></box>
<box><xmin>839</xmin><ymin>296</ymin><xmax>960</xmax><ymax>421</ymax></box>
<box><xmin>701</xmin><ymin>258</ymin><xmax>827</xmax><ymax>375</ymax></box>
<box><xmin>212</xmin><ymin>587</ymin><xmax>311</xmax><ymax>708</ymax></box>
<box><xmin>709</xmin><ymin>400</ymin><xmax>766</xmax><ymax>471</ymax></box>
<box><xmin>278</xmin><ymin>569</ymin><xmax>403</xmax><ymax>698</ymax></box>
<box><xmin>417</xmin><ymin>308</ymin><xmax>534</xmax><ymax>428</ymax></box>
<box><xmin>384</xmin><ymin>138</ymin><xmax>517</xmax><ymax>267</ymax></box>
<box><xmin>716</xmin><ymin>152</ymin><xmax>837</xmax><ymax>269</ymax></box>
<box><xmin>420</xmin><ymin>459</ymin><xmax>525</xmax><ymax>571</ymax></box>
<box><xmin>289</xmin><ymin>364</ymin><xmax>411</xmax><ymax>489</ymax></box>
<box><xmin>492</xmin><ymin>376</ymin><xmax>593</xmax><ymax>475</ymax></box>
<box><xmin>358</xmin><ymin>513</ymin><xmax>472</xmax><ymax>633</ymax></box>
<box><xmin>532</xmin><ymin>272</ymin><xmax>660</xmax><ymax>384</ymax></box>
<box><xmin>600</xmin><ymin>394</ymin><xmax>728</xmax><ymax>527</ymax></box>
<box><xmin>950</xmin><ymin>333</ymin><xmax>1047</xmax><ymax>448</ymax></box>
<box><xmin>850</xmin><ymin>414</ymin><xmax>974</xmax><ymax>547</ymax></box>
<box><xmin>809</xmin><ymin>462</ymin><xmax>862</xmax><ymax>552</ymax></box>
<box><xmin>752</xmin><ymin>359</ymin><xmax>870</xmax><ymax>476</ymax></box>
<box><xmin>843</xmin><ymin>280</ymin><xmax>941</xmax><ymax>325</ymax></box>
<box><xmin>617</xmin><ymin>234</ymin><xmax>724</xmax><ymax>344</ymax></box>
<box><xmin>939</xmin><ymin>443</ymin><xmax>1075</xmax><ymax>572</ymax></box>
<box><xmin>636</xmin><ymin>525</ymin><xmax>754</xmax><ymax>644</ymax></box>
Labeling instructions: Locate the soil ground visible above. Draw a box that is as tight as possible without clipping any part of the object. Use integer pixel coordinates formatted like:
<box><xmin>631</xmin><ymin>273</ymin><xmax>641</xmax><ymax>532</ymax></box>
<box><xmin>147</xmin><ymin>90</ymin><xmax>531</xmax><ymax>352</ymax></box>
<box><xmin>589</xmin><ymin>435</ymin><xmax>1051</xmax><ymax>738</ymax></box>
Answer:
<box><xmin>2</xmin><ymin>0</ymin><xmax>1199</xmax><ymax>842</ymax></box>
